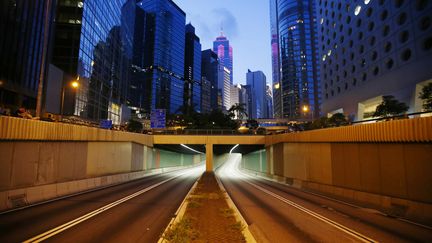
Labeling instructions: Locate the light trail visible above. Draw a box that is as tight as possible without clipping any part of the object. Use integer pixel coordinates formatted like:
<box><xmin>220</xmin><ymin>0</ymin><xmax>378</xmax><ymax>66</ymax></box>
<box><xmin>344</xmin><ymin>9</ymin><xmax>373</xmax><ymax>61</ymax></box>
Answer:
<box><xmin>180</xmin><ymin>144</ymin><xmax>204</xmax><ymax>154</ymax></box>
<box><xmin>229</xmin><ymin>144</ymin><xmax>239</xmax><ymax>154</ymax></box>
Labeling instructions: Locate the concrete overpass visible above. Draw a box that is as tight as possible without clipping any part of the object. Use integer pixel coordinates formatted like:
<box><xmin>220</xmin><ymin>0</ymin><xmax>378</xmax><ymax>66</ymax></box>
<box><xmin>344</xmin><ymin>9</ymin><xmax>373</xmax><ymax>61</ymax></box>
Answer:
<box><xmin>1</xmin><ymin>116</ymin><xmax>431</xmax><ymax>223</ymax></box>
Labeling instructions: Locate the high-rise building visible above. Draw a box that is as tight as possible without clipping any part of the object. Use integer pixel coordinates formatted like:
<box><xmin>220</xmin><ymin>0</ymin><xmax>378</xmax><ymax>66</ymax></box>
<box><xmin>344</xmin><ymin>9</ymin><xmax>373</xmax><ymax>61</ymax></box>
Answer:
<box><xmin>317</xmin><ymin>0</ymin><xmax>432</xmax><ymax>120</ymax></box>
<box><xmin>266</xmin><ymin>85</ymin><xmax>274</xmax><ymax>118</ymax></box>
<box><xmin>0</xmin><ymin>0</ymin><xmax>55</xmax><ymax>111</ymax></box>
<box><xmin>275</xmin><ymin>0</ymin><xmax>321</xmax><ymax>120</ymax></box>
<box><xmin>184</xmin><ymin>23</ymin><xmax>202</xmax><ymax>114</ymax></box>
<box><xmin>242</xmin><ymin>84</ymin><xmax>254</xmax><ymax>120</ymax></box>
<box><xmin>218</xmin><ymin>66</ymin><xmax>231</xmax><ymax>110</ymax></box>
<box><xmin>270</xmin><ymin>0</ymin><xmax>282</xmax><ymax>118</ymax></box>
<box><xmin>51</xmin><ymin>0</ymin><xmax>135</xmax><ymax>124</ymax></box>
<box><xmin>230</xmin><ymin>85</ymin><xmax>240</xmax><ymax>110</ymax></box>
<box><xmin>246</xmin><ymin>70</ymin><xmax>267</xmax><ymax>119</ymax></box>
<box><xmin>213</xmin><ymin>32</ymin><xmax>233</xmax><ymax>84</ymax></box>
<box><xmin>138</xmin><ymin>0</ymin><xmax>186</xmax><ymax>115</ymax></box>
<box><xmin>201</xmin><ymin>76</ymin><xmax>211</xmax><ymax>114</ymax></box>
<box><xmin>201</xmin><ymin>49</ymin><xmax>219</xmax><ymax>110</ymax></box>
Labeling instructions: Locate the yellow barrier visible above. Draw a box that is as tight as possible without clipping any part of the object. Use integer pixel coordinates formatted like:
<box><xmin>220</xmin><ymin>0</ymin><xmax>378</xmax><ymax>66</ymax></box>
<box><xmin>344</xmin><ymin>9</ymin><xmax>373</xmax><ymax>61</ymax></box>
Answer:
<box><xmin>266</xmin><ymin>116</ymin><xmax>432</xmax><ymax>145</ymax></box>
<box><xmin>0</xmin><ymin>116</ymin><xmax>153</xmax><ymax>146</ymax></box>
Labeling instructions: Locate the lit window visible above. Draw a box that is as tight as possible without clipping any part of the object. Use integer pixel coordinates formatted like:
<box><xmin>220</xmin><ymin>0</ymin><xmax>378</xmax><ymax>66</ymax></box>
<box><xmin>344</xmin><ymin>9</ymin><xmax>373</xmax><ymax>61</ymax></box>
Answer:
<box><xmin>327</xmin><ymin>50</ymin><xmax>332</xmax><ymax>56</ymax></box>
<box><xmin>354</xmin><ymin>5</ymin><xmax>362</xmax><ymax>15</ymax></box>
<box><xmin>364</xmin><ymin>0</ymin><xmax>371</xmax><ymax>4</ymax></box>
<box><xmin>77</xmin><ymin>1</ymin><xmax>83</xmax><ymax>8</ymax></box>
<box><xmin>320</xmin><ymin>18</ymin><xmax>324</xmax><ymax>24</ymax></box>
<box><xmin>322</xmin><ymin>54</ymin><xmax>327</xmax><ymax>61</ymax></box>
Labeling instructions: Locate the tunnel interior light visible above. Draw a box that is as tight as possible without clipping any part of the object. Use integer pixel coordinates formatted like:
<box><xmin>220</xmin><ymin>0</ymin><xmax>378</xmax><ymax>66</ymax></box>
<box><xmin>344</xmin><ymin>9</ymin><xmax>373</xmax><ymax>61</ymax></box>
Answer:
<box><xmin>181</xmin><ymin>144</ymin><xmax>204</xmax><ymax>154</ymax></box>
<box><xmin>230</xmin><ymin>144</ymin><xmax>239</xmax><ymax>154</ymax></box>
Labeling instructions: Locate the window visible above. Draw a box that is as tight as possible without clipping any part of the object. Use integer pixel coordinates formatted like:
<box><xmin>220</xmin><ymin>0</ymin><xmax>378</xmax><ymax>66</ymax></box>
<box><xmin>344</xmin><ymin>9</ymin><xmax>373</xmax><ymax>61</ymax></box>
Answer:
<box><xmin>371</xmin><ymin>51</ymin><xmax>378</xmax><ymax>61</ymax></box>
<box><xmin>373</xmin><ymin>67</ymin><xmax>379</xmax><ymax>75</ymax></box>
<box><xmin>416</xmin><ymin>0</ymin><xmax>429</xmax><ymax>11</ymax></box>
<box><xmin>352</xmin><ymin>78</ymin><xmax>357</xmax><ymax>86</ymax></box>
<box><xmin>383</xmin><ymin>25</ymin><xmax>390</xmax><ymax>36</ymax></box>
<box><xmin>366</xmin><ymin>8</ymin><xmax>373</xmax><ymax>17</ymax></box>
<box><xmin>354</xmin><ymin>5</ymin><xmax>362</xmax><ymax>16</ymax></box>
<box><xmin>420</xmin><ymin>17</ymin><xmax>431</xmax><ymax>31</ymax></box>
<box><xmin>386</xmin><ymin>58</ymin><xmax>394</xmax><ymax>69</ymax></box>
<box><xmin>395</xmin><ymin>0</ymin><xmax>404</xmax><ymax>8</ymax></box>
<box><xmin>369</xmin><ymin>36</ymin><xmax>376</xmax><ymax>46</ymax></box>
<box><xmin>368</xmin><ymin>22</ymin><xmax>375</xmax><ymax>31</ymax></box>
<box><xmin>399</xmin><ymin>31</ymin><xmax>409</xmax><ymax>43</ymax></box>
<box><xmin>424</xmin><ymin>37</ymin><xmax>432</xmax><ymax>51</ymax></box>
<box><xmin>385</xmin><ymin>42</ymin><xmax>392</xmax><ymax>52</ymax></box>
<box><xmin>401</xmin><ymin>49</ymin><xmax>412</xmax><ymax>61</ymax></box>
<box><xmin>381</xmin><ymin>10</ymin><xmax>388</xmax><ymax>21</ymax></box>
<box><xmin>397</xmin><ymin>13</ymin><xmax>407</xmax><ymax>25</ymax></box>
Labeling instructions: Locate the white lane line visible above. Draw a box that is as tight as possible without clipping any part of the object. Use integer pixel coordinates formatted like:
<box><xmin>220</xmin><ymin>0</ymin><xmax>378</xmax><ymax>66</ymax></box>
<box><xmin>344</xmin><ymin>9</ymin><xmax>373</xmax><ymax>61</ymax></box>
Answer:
<box><xmin>245</xmin><ymin>180</ymin><xmax>378</xmax><ymax>243</ymax></box>
<box><xmin>23</xmin><ymin>172</ymin><xmax>189</xmax><ymax>243</ymax></box>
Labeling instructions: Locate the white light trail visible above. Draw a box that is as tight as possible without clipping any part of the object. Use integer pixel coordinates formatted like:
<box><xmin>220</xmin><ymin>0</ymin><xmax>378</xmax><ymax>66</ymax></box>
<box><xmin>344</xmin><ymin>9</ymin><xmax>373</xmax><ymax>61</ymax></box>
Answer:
<box><xmin>229</xmin><ymin>144</ymin><xmax>239</xmax><ymax>154</ymax></box>
<box><xmin>180</xmin><ymin>144</ymin><xmax>204</xmax><ymax>154</ymax></box>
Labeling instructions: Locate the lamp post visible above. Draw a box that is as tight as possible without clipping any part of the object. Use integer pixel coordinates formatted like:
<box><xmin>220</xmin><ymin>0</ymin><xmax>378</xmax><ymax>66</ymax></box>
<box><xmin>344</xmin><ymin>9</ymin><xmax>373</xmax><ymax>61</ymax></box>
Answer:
<box><xmin>60</xmin><ymin>78</ymin><xmax>79</xmax><ymax>121</ymax></box>
<box><xmin>302</xmin><ymin>104</ymin><xmax>309</xmax><ymax>121</ymax></box>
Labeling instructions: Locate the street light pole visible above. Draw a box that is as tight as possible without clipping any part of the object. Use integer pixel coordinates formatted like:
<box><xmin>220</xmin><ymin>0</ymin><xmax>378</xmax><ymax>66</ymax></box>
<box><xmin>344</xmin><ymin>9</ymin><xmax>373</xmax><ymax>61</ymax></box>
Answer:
<box><xmin>60</xmin><ymin>78</ymin><xmax>79</xmax><ymax>121</ymax></box>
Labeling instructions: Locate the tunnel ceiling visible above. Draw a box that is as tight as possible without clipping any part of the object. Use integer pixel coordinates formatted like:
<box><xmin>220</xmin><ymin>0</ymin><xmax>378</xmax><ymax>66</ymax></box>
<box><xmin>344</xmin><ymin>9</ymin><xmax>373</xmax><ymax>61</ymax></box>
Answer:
<box><xmin>155</xmin><ymin>144</ymin><xmax>264</xmax><ymax>155</ymax></box>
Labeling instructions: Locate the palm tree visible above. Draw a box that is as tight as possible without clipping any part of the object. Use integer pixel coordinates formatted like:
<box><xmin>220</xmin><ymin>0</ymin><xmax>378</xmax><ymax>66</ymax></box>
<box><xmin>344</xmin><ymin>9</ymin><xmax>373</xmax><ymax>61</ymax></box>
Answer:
<box><xmin>228</xmin><ymin>103</ymin><xmax>248</xmax><ymax>120</ymax></box>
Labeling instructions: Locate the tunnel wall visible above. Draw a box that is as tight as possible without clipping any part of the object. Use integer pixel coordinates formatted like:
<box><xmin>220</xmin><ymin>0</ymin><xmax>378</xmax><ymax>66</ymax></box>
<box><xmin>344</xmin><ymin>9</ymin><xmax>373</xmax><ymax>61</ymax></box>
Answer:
<box><xmin>0</xmin><ymin>141</ymin><xmax>203</xmax><ymax>211</ymax></box>
<box><xmin>242</xmin><ymin>142</ymin><xmax>432</xmax><ymax>224</ymax></box>
<box><xmin>241</xmin><ymin>149</ymin><xmax>267</xmax><ymax>173</ymax></box>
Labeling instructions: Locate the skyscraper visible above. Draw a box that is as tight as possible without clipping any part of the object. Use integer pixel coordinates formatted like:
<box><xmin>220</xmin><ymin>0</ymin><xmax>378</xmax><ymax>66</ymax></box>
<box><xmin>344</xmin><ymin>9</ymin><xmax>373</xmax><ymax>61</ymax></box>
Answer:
<box><xmin>266</xmin><ymin>85</ymin><xmax>274</xmax><ymax>119</ymax></box>
<box><xmin>201</xmin><ymin>49</ymin><xmax>219</xmax><ymax>111</ymax></box>
<box><xmin>213</xmin><ymin>32</ymin><xmax>233</xmax><ymax>84</ymax></box>
<box><xmin>274</xmin><ymin>0</ymin><xmax>321</xmax><ymax>120</ymax></box>
<box><xmin>184</xmin><ymin>23</ymin><xmax>202</xmax><ymax>114</ymax></box>
<box><xmin>51</xmin><ymin>0</ymin><xmax>134</xmax><ymax>124</ymax></box>
<box><xmin>218</xmin><ymin>66</ymin><xmax>231</xmax><ymax>110</ymax></box>
<box><xmin>270</xmin><ymin>0</ymin><xmax>282</xmax><ymax>118</ymax></box>
<box><xmin>138</xmin><ymin>0</ymin><xmax>186</xmax><ymax>115</ymax></box>
<box><xmin>0</xmin><ymin>0</ymin><xmax>55</xmax><ymax>111</ymax></box>
<box><xmin>317</xmin><ymin>0</ymin><xmax>432</xmax><ymax>120</ymax></box>
<box><xmin>246</xmin><ymin>70</ymin><xmax>267</xmax><ymax>119</ymax></box>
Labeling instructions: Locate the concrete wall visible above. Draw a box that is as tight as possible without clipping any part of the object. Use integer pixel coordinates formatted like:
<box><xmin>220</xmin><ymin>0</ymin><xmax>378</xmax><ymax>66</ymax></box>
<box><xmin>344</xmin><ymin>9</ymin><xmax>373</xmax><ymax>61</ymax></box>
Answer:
<box><xmin>241</xmin><ymin>149</ymin><xmax>266</xmax><ymax>173</ymax></box>
<box><xmin>243</xmin><ymin>142</ymin><xmax>432</xmax><ymax>223</ymax></box>
<box><xmin>0</xmin><ymin>141</ymin><xmax>203</xmax><ymax>211</ymax></box>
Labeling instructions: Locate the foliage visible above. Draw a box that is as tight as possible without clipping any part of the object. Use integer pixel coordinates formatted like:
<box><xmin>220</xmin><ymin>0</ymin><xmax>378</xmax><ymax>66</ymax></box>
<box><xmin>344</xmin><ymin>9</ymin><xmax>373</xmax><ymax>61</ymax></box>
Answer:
<box><xmin>419</xmin><ymin>82</ymin><xmax>432</xmax><ymax>111</ymax></box>
<box><xmin>167</xmin><ymin>109</ymin><xmax>239</xmax><ymax>130</ymax></box>
<box><xmin>373</xmin><ymin>95</ymin><xmax>409</xmax><ymax>118</ymax></box>
<box><xmin>126</xmin><ymin>119</ymin><xmax>143</xmax><ymax>133</ymax></box>
<box><xmin>328</xmin><ymin>113</ymin><xmax>348</xmax><ymax>127</ymax></box>
<box><xmin>228</xmin><ymin>103</ymin><xmax>248</xmax><ymax>120</ymax></box>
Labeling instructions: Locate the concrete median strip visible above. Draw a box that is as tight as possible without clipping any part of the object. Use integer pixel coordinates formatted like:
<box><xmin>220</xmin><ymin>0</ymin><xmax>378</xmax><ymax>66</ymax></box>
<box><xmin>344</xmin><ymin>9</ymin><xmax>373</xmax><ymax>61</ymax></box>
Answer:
<box><xmin>23</xmin><ymin>173</ymin><xmax>187</xmax><ymax>243</ymax></box>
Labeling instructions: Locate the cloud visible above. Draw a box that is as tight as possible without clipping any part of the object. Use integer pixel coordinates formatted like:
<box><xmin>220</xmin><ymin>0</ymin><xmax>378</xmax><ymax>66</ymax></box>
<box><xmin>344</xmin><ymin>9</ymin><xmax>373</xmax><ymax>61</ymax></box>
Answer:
<box><xmin>211</xmin><ymin>8</ymin><xmax>239</xmax><ymax>39</ymax></box>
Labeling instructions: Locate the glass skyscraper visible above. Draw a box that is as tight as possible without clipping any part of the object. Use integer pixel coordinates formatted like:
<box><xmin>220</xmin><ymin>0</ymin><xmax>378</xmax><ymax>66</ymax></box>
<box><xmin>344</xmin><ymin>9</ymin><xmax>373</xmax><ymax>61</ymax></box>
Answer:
<box><xmin>138</xmin><ymin>0</ymin><xmax>186</xmax><ymax>115</ymax></box>
<box><xmin>270</xmin><ymin>0</ymin><xmax>282</xmax><ymax>118</ymax></box>
<box><xmin>0</xmin><ymin>0</ymin><xmax>55</xmax><ymax>110</ymax></box>
<box><xmin>201</xmin><ymin>49</ymin><xmax>220</xmax><ymax>111</ymax></box>
<box><xmin>213</xmin><ymin>33</ymin><xmax>233</xmax><ymax>85</ymax></box>
<box><xmin>274</xmin><ymin>0</ymin><xmax>321</xmax><ymax>120</ymax></box>
<box><xmin>246</xmin><ymin>70</ymin><xmax>267</xmax><ymax>119</ymax></box>
<box><xmin>52</xmin><ymin>0</ymin><xmax>135</xmax><ymax>124</ymax></box>
<box><xmin>184</xmin><ymin>23</ymin><xmax>202</xmax><ymax>114</ymax></box>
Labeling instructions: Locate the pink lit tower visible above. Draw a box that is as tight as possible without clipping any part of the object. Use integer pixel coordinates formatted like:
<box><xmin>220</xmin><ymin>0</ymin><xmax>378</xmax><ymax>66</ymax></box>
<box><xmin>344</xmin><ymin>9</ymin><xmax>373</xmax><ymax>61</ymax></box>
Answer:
<box><xmin>213</xmin><ymin>28</ymin><xmax>233</xmax><ymax>84</ymax></box>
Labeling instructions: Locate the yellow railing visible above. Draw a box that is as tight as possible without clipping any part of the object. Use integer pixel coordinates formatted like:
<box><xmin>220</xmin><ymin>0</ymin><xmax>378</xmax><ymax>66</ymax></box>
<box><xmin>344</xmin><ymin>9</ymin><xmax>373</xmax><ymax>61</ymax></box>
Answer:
<box><xmin>0</xmin><ymin>116</ymin><xmax>153</xmax><ymax>146</ymax></box>
<box><xmin>266</xmin><ymin>116</ymin><xmax>432</xmax><ymax>145</ymax></box>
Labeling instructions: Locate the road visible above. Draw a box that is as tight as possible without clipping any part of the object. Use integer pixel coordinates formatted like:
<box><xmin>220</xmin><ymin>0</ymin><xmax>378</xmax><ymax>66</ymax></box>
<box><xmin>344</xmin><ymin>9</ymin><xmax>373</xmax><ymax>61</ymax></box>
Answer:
<box><xmin>217</xmin><ymin>154</ymin><xmax>432</xmax><ymax>243</ymax></box>
<box><xmin>0</xmin><ymin>166</ymin><xmax>203</xmax><ymax>243</ymax></box>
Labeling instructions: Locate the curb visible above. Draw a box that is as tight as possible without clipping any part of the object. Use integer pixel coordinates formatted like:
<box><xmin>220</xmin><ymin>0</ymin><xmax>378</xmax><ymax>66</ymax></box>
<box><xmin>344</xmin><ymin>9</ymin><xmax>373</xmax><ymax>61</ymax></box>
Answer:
<box><xmin>215</xmin><ymin>175</ymin><xmax>257</xmax><ymax>243</ymax></box>
<box><xmin>158</xmin><ymin>175</ymin><xmax>201</xmax><ymax>243</ymax></box>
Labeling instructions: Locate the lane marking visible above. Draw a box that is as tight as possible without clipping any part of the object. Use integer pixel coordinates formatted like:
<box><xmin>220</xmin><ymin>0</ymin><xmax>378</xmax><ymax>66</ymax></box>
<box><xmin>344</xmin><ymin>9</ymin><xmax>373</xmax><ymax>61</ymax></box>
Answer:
<box><xmin>24</xmin><ymin>172</ymin><xmax>191</xmax><ymax>243</ymax></box>
<box><xmin>245</xmin><ymin>180</ymin><xmax>377</xmax><ymax>243</ymax></box>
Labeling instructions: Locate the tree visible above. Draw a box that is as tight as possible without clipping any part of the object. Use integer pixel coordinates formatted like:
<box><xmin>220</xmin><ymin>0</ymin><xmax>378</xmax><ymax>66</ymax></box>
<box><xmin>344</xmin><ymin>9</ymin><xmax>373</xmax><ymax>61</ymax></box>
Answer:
<box><xmin>329</xmin><ymin>113</ymin><xmax>348</xmax><ymax>127</ymax></box>
<box><xmin>127</xmin><ymin>119</ymin><xmax>143</xmax><ymax>133</ymax></box>
<box><xmin>373</xmin><ymin>95</ymin><xmax>409</xmax><ymax>118</ymax></box>
<box><xmin>228</xmin><ymin>103</ymin><xmax>248</xmax><ymax>120</ymax></box>
<box><xmin>419</xmin><ymin>82</ymin><xmax>432</xmax><ymax>111</ymax></box>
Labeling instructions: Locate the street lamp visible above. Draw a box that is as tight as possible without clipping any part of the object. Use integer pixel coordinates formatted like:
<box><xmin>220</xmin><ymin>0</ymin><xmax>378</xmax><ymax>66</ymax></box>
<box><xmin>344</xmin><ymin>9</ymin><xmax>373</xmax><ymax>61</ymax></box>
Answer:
<box><xmin>60</xmin><ymin>77</ymin><xmax>80</xmax><ymax>120</ymax></box>
<box><xmin>302</xmin><ymin>105</ymin><xmax>310</xmax><ymax>121</ymax></box>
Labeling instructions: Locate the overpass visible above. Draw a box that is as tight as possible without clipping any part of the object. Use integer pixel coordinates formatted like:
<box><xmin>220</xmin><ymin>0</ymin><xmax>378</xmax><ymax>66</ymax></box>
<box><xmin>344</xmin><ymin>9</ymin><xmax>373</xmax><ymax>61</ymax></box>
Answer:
<box><xmin>0</xmin><ymin>116</ymin><xmax>431</xmax><ymax>223</ymax></box>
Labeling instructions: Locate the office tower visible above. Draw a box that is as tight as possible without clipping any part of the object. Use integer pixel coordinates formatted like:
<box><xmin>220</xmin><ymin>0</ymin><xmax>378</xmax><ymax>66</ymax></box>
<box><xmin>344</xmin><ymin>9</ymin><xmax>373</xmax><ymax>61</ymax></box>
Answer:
<box><xmin>275</xmin><ymin>0</ymin><xmax>321</xmax><ymax>120</ymax></box>
<box><xmin>201</xmin><ymin>77</ymin><xmax>211</xmax><ymax>114</ymax></box>
<box><xmin>184</xmin><ymin>23</ymin><xmax>202</xmax><ymax>114</ymax></box>
<box><xmin>270</xmin><ymin>0</ymin><xmax>282</xmax><ymax>118</ymax></box>
<box><xmin>213</xmin><ymin>32</ymin><xmax>233</xmax><ymax>84</ymax></box>
<box><xmin>51</xmin><ymin>0</ymin><xmax>137</xmax><ymax>124</ymax></box>
<box><xmin>239</xmin><ymin>85</ymin><xmax>250</xmax><ymax>119</ymax></box>
<box><xmin>242</xmin><ymin>84</ymin><xmax>254</xmax><ymax>120</ymax></box>
<box><xmin>138</xmin><ymin>0</ymin><xmax>186</xmax><ymax>115</ymax></box>
<box><xmin>0</xmin><ymin>0</ymin><xmax>55</xmax><ymax>111</ymax></box>
<box><xmin>246</xmin><ymin>70</ymin><xmax>267</xmax><ymax>119</ymax></box>
<box><xmin>218</xmin><ymin>66</ymin><xmax>231</xmax><ymax>110</ymax></box>
<box><xmin>317</xmin><ymin>0</ymin><xmax>432</xmax><ymax>120</ymax></box>
<box><xmin>201</xmin><ymin>49</ymin><xmax>220</xmax><ymax>110</ymax></box>
<box><xmin>266</xmin><ymin>85</ymin><xmax>274</xmax><ymax>118</ymax></box>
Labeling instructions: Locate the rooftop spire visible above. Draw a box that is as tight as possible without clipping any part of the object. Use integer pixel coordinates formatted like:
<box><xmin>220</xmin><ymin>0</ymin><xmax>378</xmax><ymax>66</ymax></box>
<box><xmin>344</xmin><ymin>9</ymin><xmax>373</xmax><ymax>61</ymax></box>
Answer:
<box><xmin>220</xmin><ymin>22</ymin><xmax>224</xmax><ymax>36</ymax></box>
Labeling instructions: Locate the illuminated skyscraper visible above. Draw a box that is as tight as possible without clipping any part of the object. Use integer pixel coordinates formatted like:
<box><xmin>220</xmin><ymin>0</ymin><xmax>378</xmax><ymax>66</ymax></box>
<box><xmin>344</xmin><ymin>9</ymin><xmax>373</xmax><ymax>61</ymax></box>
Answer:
<box><xmin>184</xmin><ymin>23</ymin><xmax>202</xmax><ymax>114</ymax></box>
<box><xmin>274</xmin><ymin>0</ymin><xmax>321</xmax><ymax>120</ymax></box>
<box><xmin>213</xmin><ymin>32</ymin><xmax>233</xmax><ymax>85</ymax></box>
<box><xmin>270</xmin><ymin>0</ymin><xmax>282</xmax><ymax>118</ymax></box>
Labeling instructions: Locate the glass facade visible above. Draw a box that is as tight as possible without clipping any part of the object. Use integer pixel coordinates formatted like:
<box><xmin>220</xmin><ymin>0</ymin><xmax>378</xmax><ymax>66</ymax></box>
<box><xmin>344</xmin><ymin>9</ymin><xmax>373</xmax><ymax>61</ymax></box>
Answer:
<box><xmin>201</xmin><ymin>49</ymin><xmax>220</xmax><ymax>111</ymax></box>
<box><xmin>246</xmin><ymin>70</ymin><xmax>267</xmax><ymax>119</ymax></box>
<box><xmin>270</xmin><ymin>0</ymin><xmax>282</xmax><ymax>118</ymax></box>
<box><xmin>138</xmin><ymin>0</ymin><xmax>186</xmax><ymax>115</ymax></box>
<box><xmin>184</xmin><ymin>24</ymin><xmax>202</xmax><ymax>113</ymax></box>
<box><xmin>277</xmin><ymin>0</ymin><xmax>320</xmax><ymax>120</ymax></box>
<box><xmin>0</xmin><ymin>0</ymin><xmax>55</xmax><ymax>109</ymax></box>
<box><xmin>52</xmin><ymin>0</ymin><xmax>134</xmax><ymax>123</ymax></box>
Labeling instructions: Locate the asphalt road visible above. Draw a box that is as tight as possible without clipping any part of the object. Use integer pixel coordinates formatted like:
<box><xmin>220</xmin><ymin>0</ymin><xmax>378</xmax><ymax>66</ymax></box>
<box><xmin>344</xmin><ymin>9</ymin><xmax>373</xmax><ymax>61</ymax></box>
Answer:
<box><xmin>0</xmin><ymin>166</ymin><xmax>203</xmax><ymax>243</ymax></box>
<box><xmin>217</xmin><ymin>154</ymin><xmax>432</xmax><ymax>243</ymax></box>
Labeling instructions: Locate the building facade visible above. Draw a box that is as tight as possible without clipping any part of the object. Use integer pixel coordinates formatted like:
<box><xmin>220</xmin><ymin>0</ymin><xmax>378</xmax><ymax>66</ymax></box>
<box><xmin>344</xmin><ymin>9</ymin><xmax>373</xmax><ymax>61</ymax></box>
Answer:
<box><xmin>138</xmin><ymin>0</ymin><xmax>186</xmax><ymax>115</ymax></box>
<box><xmin>317</xmin><ymin>0</ymin><xmax>432</xmax><ymax>120</ymax></box>
<box><xmin>0</xmin><ymin>0</ymin><xmax>55</xmax><ymax>111</ymax></box>
<box><xmin>184</xmin><ymin>23</ymin><xmax>202</xmax><ymax>114</ymax></box>
<box><xmin>218</xmin><ymin>66</ymin><xmax>231</xmax><ymax>110</ymax></box>
<box><xmin>201</xmin><ymin>49</ymin><xmax>220</xmax><ymax>111</ymax></box>
<box><xmin>201</xmin><ymin>76</ymin><xmax>211</xmax><ymax>114</ymax></box>
<box><xmin>213</xmin><ymin>33</ymin><xmax>233</xmax><ymax>84</ymax></box>
<box><xmin>266</xmin><ymin>85</ymin><xmax>274</xmax><ymax>118</ymax></box>
<box><xmin>246</xmin><ymin>70</ymin><xmax>267</xmax><ymax>119</ymax></box>
<box><xmin>276</xmin><ymin>0</ymin><xmax>321</xmax><ymax>120</ymax></box>
<box><xmin>270</xmin><ymin>0</ymin><xmax>282</xmax><ymax>118</ymax></box>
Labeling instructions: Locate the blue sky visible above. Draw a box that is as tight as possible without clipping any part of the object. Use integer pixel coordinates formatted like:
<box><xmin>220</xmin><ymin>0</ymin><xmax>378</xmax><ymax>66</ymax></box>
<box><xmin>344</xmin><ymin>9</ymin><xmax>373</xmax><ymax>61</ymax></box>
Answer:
<box><xmin>173</xmin><ymin>0</ymin><xmax>272</xmax><ymax>85</ymax></box>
